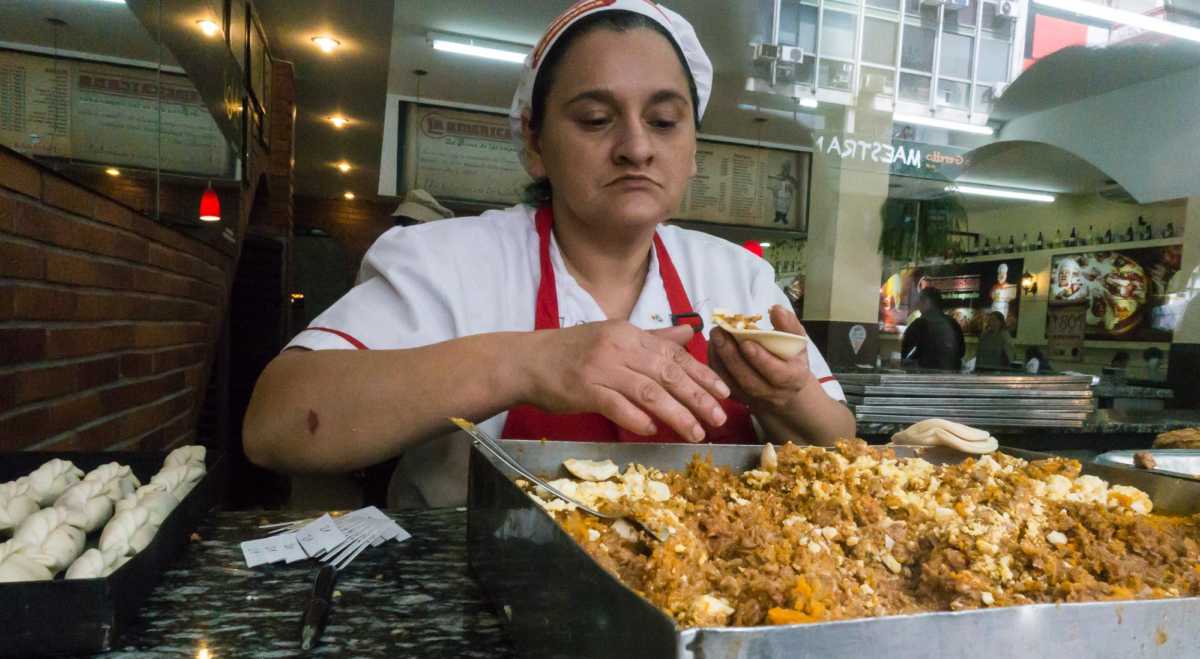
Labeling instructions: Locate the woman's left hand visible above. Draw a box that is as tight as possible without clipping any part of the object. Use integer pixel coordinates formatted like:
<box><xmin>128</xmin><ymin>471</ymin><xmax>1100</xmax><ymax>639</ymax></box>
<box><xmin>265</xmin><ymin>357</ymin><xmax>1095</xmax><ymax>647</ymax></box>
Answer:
<box><xmin>708</xmin><ymin>305</ymin><xmax>815</xmax><ymax>412</ymax></box>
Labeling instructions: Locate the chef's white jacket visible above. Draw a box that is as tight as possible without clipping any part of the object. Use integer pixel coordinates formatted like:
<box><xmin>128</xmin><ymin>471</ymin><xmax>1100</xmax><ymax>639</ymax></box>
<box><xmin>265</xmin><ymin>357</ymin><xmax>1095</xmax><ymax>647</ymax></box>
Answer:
<box><xmin>286</xmin><ymin>204</ymin><xmax>845</xmax><ymax>506</ymax></box>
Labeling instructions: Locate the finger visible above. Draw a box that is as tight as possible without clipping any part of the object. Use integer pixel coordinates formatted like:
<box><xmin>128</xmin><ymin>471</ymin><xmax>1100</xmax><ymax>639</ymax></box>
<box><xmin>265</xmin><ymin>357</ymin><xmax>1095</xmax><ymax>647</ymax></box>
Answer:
<box><xmin>642</xmin><ymin>331</ymin><xmax>731</xmax><ymax>401</ymax></box>
<box><xmin>712</xmin><ymin>327</ymin><xmax>772</xmax><ymax>394</ymax></box>
<box><xmin>738</xmin><ymin>338</ymin><xmax>809</xmax><ymax>389</ymax></box>
<box><xmin>647</xmin><ymin>324</ymin><xmax>694</xmax><ymax>347</ymax></box>
<box><xmin>769</xmin><ymin>304</ymin><xmax>807</xmax><ymax>336</ymax></box>
<box><xmin>706</xmin><ymin>343</ymin><xmax>747</xmax><ymax>402</ymax></box>
<box><xmin>592</xmin><ymin>386</ymin><xmax>657</xmax><ymax>436</ymax></box>
<box><xmin>607</xmin><ymin>372</ymin><xmax>706</xmax><ymax>442</ymax></box>
<box><xmin>641</xmin><ymin>350</ymin><xmax>728</xmax><ymax>427</ymax></box>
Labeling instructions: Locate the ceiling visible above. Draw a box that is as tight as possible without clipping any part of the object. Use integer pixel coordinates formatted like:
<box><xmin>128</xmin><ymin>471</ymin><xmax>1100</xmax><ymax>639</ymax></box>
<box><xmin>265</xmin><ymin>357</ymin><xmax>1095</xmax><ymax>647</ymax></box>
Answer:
<box><xmin>15</xmin><ymin>0</ymin><xmax>1189</xmax><ymax>207</ymax></box>
<box><xmin>254</xmin><ymin>0</ymin><xmax>396</xmax><ymax>205</ymax></box>
<box><xmin>0</xmin><ymin>0</ymin><xmax>177</xmax><ymax>68</ymax></box>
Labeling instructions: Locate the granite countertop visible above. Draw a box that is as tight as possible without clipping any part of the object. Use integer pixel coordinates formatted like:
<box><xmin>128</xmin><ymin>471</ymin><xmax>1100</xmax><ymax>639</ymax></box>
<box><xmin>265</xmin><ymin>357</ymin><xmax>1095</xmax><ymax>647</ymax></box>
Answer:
<box><xmin>856</xmin><ymin>409</ymin><xmax>1200</xmax><ymax>438</ymax></box>
<box><xmin>103</xmin><ymin>509</ymin><xmax>514</xmax><ymax>658</ymax></box>
<box><xmin>1093</xmin><ymin>383</ymin><xmax>1174</xmax><ymax>399</ymax></box>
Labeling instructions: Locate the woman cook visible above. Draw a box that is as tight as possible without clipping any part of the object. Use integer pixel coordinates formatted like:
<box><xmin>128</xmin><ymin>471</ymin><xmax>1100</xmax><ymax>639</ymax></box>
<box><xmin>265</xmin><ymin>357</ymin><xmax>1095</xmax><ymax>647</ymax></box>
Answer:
<box><xmin>244</xmin><ymin>0</ymin><xmax>856</xmax><ymax>507</ymax></box>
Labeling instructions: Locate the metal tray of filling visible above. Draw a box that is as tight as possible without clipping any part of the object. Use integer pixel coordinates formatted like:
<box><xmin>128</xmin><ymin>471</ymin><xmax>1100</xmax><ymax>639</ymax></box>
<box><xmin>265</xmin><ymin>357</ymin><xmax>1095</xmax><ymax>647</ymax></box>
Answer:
<box><xmin>1095</xmin><ymin>450</ymin><xmax>1200</xmax><ymax>481</ymax></box>
<box><xmin>845</xmin><ymin>395</ymin><xmax>1097</xmax><ymax>409</ymax></box>
<box><xmin>467</xmin><ymin>440</ymin><xmax>1200</xmax><ymax>659</ymax></box>
<box><xmin>0</xmin><ymin>451</ymin><xmax>221</xmax><ymax>656</ymax></box>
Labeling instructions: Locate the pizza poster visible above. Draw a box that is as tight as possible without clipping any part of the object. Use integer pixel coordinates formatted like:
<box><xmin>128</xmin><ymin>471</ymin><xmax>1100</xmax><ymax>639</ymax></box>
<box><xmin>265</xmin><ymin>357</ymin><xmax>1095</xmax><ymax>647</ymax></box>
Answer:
<box><xmin>879</xmin><ymin>259</ymin><xmax>1024</xmax><ymax>336</ymax></box>
<box><xmin>1049</xmin><ymin>245</ymin><xmax>1183</xmax><ymax>341</ymax></box>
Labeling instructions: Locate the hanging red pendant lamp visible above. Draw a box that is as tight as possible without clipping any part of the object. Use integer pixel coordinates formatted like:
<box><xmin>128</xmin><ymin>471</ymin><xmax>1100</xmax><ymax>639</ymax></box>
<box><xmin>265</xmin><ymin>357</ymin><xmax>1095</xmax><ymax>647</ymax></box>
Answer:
<box><xmin>199</xmin><ymin>181</ymin><xmax>221</xmax><ymax>222</ymax></box>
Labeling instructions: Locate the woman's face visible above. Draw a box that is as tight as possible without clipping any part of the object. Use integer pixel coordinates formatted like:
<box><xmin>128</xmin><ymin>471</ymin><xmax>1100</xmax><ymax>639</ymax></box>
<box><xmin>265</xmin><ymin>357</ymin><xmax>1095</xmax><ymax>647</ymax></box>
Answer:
<box><xmin>525</xmin><ymin>28</ymin><xmax>697</xmax><ymax>230</ymax></box>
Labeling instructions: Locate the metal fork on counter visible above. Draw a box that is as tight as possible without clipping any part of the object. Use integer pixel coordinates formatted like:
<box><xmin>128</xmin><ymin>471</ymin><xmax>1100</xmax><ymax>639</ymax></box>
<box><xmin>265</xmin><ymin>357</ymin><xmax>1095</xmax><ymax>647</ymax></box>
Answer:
<box><xmin>448</xmin><ymin>417</ymin><xmax>668</xmax><ymax>542</ymax></box>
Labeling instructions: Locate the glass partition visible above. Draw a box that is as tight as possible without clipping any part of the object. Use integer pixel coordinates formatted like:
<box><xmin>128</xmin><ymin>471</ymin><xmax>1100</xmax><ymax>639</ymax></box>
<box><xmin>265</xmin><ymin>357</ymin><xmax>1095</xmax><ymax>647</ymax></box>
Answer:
<box><xmin>0</xmin><ymin>0</ymin><xmax>238</xmax><ymax>225</ymax></box>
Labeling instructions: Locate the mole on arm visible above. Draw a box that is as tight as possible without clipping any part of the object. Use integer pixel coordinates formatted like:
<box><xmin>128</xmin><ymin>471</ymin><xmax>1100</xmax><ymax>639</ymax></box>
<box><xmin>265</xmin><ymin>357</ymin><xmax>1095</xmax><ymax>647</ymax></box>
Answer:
<box><xmin>307</xmin><ymin>409</ymin><xmax>320</xmax><ymax>435</ymax></box>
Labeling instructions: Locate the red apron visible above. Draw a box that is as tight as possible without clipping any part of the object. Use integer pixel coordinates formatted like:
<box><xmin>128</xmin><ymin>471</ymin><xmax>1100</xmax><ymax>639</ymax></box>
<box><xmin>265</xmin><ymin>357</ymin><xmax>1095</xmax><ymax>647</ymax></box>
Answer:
<box><xmin>501</xmin><ymin>206</ymin><xmax>755</xmax><ymax>444</ymax></box>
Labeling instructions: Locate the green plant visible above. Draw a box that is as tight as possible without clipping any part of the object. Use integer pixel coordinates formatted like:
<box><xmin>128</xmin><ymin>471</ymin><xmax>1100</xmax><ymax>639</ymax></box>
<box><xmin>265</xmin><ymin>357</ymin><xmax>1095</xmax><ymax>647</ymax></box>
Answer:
<box><xmin>877</xmin><ymin>191</ymin><xmax>968</xmax><ymax>263</ymax></box>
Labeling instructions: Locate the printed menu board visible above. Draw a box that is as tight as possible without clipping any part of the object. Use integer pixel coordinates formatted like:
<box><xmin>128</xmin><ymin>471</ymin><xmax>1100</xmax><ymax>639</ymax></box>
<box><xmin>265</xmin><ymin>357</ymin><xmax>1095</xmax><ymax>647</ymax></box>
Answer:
<box><xmin>0</xmin><ymin>50</ymin><xmax>229</xmax><ymax>175</ymax></box>
<box><xmin>401</xmin><ymin>103</ymin><xmax>809</xmax><ymax>230</ymax></box>
<box><xmin>679</xmin><ymin>143</ymin><xmax>808</xmax><ymax>230</ymax></box>
<box><xmin>1049</xmin><ymin>244</ymin><xmax>1183</xmax><ymax>341</ymax></box>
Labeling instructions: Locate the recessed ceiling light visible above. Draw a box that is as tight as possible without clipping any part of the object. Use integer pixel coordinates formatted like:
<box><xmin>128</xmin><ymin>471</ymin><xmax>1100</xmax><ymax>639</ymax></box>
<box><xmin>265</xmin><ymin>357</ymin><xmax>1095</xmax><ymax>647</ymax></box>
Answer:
<box><xmin>343</xmin><ymin>191</ymin><xmax>356</xmax><ymax>200</ymax></box>
<box><xmin>312</xmin><ymin>36</ymin><xmax>341</xmax><ymax>54</ymax></box>
<box><xmin>196</xmin><ymin>20</ymin><xmax>220</xmax><ymax>37</ymax></box>
<box><xmin>105</xmin><ymin>167</ymin><xmax>120</xmax><ymax>177</ymax></box>
<box><xmin>798</xmin><ymin>97</ymin><xmax>819</xmax><ymax>109</ymax></box>
<box><xmin>759</xmin><ymin>242</ymin><xmax>772</xmax><ymax>248</ymax></box>
<box><xmin>327</xmin><ymin>115</ymin><xmax>349</xmax><ymax>129</ymax></box>
<box><xmin>336</xmin><ymin>161</ymin><xmax>351</xmax><ymax>173</ymax></box>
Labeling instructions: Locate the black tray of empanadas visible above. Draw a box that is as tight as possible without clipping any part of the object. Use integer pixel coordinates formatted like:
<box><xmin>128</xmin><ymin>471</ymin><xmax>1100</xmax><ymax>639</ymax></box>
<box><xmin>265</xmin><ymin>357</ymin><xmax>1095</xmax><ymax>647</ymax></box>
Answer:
<box><xmin>0</xmin><ymin>451</ymin><xmax>221</xmax><ymax>656</ymax></box>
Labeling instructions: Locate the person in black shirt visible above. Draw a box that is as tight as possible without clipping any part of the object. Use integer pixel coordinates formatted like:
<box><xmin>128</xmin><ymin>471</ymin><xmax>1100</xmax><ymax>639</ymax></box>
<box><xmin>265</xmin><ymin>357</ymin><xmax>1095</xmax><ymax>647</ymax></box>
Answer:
<box><xmin>901</xmin><ymin>288</ymin><xmax>965</xmax><ymax>371</ymax></box>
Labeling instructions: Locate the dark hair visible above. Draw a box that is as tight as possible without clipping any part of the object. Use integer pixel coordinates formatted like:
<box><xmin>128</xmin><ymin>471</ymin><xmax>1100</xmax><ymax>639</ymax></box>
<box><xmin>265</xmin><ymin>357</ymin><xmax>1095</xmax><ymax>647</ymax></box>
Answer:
<box><xmin>987</xmin><ymin>311</ymin><xmax>1006</xmax><ymax>329</ymax></box>
<box><xmin>1143</xmin><ymin>347</ymin><xmax>1164</xmax><ymax>361</ymax></box>
<box><xmin>918</xmin><ymin>287</ymin><xmax>944</xmax><ymax>311</ymax></box>
<box><xmin>1111</xmin><ymin>351</ymin><xmax>1131</xmax><ymax>367</ymax></box>
<box><xmin>523</xmin><ymin>10</ymin><xmax>701</xmax><ymax>206</ymax></box>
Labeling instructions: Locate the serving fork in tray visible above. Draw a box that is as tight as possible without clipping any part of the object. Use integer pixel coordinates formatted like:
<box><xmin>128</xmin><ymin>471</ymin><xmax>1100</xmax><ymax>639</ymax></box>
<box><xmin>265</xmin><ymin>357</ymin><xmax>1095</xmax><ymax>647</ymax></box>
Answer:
<box><xmin>449</xmin><ymin>417</ymin><xmax>668</xmax><ymax>542</ymax></box>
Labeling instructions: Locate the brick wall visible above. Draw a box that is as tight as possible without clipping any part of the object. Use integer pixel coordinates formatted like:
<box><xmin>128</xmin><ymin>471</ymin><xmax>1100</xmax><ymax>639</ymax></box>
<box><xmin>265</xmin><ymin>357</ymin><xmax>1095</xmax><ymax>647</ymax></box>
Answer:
<box><xmin>0</xmin><ymin>148</ymin><xmax>239</xmax><ymax>452</ymax></box>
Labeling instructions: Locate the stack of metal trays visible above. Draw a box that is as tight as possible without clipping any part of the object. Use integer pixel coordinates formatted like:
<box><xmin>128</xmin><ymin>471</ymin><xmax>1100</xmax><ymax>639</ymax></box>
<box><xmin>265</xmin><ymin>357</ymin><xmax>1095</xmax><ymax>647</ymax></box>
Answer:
<box><xmin>840</xmin><ymin>372</ymin><xmax>1095</xmax><ymax>428</ymax></box>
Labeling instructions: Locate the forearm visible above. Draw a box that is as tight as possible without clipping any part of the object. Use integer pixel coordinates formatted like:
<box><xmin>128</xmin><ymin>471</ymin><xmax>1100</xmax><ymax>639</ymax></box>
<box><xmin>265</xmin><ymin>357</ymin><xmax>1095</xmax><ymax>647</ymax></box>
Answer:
<box><xmin>243</xmin><ymin>332</ymin><xmax>537</xmax><ymax>474</ymax></box>
<box><xmin>755</xmin><ymin>382</ymin><xmax>856</xmax><ymax>447</ymax></box>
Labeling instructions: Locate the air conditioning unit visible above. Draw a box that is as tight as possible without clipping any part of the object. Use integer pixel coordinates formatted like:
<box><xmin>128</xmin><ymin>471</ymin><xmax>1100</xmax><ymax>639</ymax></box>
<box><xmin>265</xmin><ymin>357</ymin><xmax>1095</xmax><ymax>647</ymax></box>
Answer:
<box><xmin>779</xmin><ymin>45</ymin><xmax>805</xmax><ymax>63</ymax></box>
<box><xmin>997</xmin><ymin>0</ymin><xmax>1020</xmax><ymax>19</ymax></box>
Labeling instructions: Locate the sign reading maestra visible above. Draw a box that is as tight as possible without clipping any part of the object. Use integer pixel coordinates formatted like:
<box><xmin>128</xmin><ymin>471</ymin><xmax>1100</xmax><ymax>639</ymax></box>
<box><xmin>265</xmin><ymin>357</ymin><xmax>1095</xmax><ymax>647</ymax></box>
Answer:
<box><xmin>813</xmin><ymin>132</ymin><xmax>971</xmax><ymax>181</ymax></box>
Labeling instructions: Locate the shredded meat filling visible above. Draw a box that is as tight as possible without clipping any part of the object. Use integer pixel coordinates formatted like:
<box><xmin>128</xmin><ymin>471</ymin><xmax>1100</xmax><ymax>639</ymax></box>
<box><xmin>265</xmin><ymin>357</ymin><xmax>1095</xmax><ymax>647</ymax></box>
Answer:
<box><xmin>523</xmin><ymin>441</ymin><xmax>1200</xmax><ymax>628</ymax></box>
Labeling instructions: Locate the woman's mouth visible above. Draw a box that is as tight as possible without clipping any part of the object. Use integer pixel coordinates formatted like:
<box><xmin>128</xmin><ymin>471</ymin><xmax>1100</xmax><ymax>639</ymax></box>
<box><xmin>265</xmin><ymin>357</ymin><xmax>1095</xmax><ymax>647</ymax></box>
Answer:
<box><xmin>609</xmin><ymin>175</ymin><xmax>659</xmax><ymax>189</ymax></box>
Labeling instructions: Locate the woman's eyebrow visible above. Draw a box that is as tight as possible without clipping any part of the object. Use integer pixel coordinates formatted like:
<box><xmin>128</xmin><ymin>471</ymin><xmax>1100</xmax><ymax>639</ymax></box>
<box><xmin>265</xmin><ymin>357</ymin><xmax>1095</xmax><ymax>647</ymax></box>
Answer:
<box><xmin>565</xmin><ymin>88</ymin><xmax>690</xmax><ymax>107</ymax></box>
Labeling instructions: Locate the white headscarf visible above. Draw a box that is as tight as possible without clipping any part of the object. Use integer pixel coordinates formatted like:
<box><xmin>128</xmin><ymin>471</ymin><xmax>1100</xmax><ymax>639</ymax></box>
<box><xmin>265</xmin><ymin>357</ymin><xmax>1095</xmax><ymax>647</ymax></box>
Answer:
<box><xmin>508</xmin><ymin>0</ymin><xmax>713</xmax><ymax>173</ymax></box>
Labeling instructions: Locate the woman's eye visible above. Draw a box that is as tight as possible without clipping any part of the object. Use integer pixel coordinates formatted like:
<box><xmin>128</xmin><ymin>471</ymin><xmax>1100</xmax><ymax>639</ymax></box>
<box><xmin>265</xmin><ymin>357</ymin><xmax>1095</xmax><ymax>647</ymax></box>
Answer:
<box><xmin>649</xmin><ymin>119</ymin><xmax>679</xmax><ymax>130</ymax></box>
<box><xmin>578</xmin><ymin>117</ymin><xmax>610</xmax><ymax>128</ymax></box>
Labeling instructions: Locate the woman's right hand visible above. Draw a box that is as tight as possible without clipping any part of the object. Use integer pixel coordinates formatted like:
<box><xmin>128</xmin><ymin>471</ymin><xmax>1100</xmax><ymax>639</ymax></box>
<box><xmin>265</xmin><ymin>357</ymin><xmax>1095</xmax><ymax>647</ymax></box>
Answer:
<box><xmin>519</xmin><ymin>321</ymin><xmax>732</xmax><ymax>442</ymax></box>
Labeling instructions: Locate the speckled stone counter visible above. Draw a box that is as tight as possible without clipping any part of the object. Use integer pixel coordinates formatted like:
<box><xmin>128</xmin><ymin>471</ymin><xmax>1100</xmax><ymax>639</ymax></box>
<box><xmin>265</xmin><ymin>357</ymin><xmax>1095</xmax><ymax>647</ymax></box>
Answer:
<box><xmin>101</xmin><ymin>509</ymin><xmax>515</xmax><ymax>658</ymax></box>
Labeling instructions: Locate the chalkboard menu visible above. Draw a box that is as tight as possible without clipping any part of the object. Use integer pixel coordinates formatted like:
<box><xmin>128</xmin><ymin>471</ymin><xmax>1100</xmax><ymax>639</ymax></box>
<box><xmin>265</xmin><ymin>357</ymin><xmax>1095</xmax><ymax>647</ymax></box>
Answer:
<box><xmin>0</xmin><ymin>50</ymin><xmax>229</xmax><ymax>176</ymax></box>
<box><xmin>401</xmin><ymin>103</ymin><xmax>809</xmax><ymax>230</ymax></box>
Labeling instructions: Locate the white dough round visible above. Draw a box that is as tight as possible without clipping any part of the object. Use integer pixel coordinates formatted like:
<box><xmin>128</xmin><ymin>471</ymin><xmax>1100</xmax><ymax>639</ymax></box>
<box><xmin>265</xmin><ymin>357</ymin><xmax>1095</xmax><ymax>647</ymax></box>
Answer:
<box><xmin>99</xmin><ymin>506</ymin><xmax>151</xmax><ymax>557</ymax></box>
<box><xmin>83</xmin><ymin>462</ymin><xmax>141</xmax><ymax>501</ymax></box>
<box><xmin>0</xmin><ymin>481</ymin><xmax>40</xmax><ymax>532</ymax></box>
<box><xmin>0</xmin><ymin>550</ymin><xmax>53</xmax><ymax>583</ymax></box>
<box><xmin>65</xmin><ymin>548</ymin><xmax>108</xmax><ymax>579</ymax></box>
<box><xmin>164</xmin><ymin>445</ymin><xmax>206</xmax><ymax>468</ymax></box>
<box><xmin>150</xmin><ymin>463</ymin><xmax>204</xmax><ymax>499</ymax></box>
<box><xmin>23</xmin><ymin>459</ymin><xmax>84</xmax><ymax>506</ymax></box>
<box><xmin>13</xmin><ymin>509</ymin><xmax>85</xmax><ymax>573</ymax></box>
<box><xmin>56</xmin><ymin>480</ymin><xmax>116</xmax><ymax>532</ymax></box>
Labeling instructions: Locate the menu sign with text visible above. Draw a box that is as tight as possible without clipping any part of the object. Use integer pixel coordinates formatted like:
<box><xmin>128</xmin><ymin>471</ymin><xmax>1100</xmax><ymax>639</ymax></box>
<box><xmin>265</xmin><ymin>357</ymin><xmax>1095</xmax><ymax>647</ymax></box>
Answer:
<box><xmin>401</xmin><ymin>103</ymin><xmax>808</xmax><ymax>229</ymax></box>
<box><xmin>0</xmin><ymin>50</ymin><xmax>229</xmax><ymax>175</ymax></box>
<box><xmin>679</xmin><ymin>143</ymin><xmax>808</xmax><ymax>230</ymax></box>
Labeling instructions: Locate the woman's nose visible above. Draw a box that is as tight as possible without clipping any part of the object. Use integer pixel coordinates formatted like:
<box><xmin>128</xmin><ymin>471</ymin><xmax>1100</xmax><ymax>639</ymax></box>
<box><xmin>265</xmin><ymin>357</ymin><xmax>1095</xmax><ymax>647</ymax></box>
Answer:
<box><xmin>612</xmin><ymin>117</ymin><xmax>653</xmax><ymax>166</ymax></box>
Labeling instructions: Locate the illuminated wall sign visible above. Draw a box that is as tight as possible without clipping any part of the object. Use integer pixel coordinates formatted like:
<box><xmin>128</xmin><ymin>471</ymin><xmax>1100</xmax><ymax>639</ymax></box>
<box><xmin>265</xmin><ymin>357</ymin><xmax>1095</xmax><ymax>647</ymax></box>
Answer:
<box><xmin>813</xmin><ymin>132</ymin><xmax>972</xmax><ymax>181</ymax></box>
